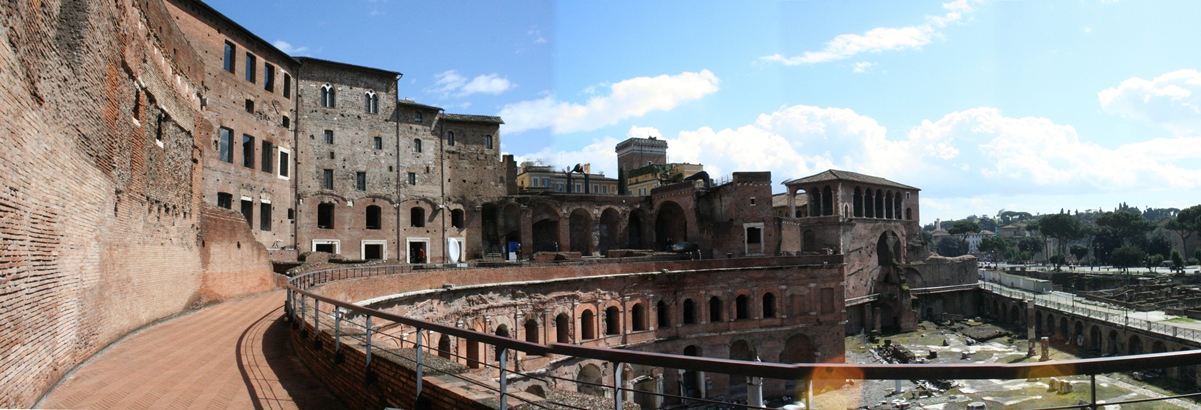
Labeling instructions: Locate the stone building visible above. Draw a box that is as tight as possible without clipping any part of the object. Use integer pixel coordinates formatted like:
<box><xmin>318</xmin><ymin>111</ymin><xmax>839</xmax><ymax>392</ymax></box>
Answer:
<box><xmin>615</xmin><ymin>136</ymin><xmax>668</xmax><ymax>173</ymax></box>
<box><xmin>779</xmin><ymin>170</ymin><xmax>976</xmax><ymax>333</ymax></box>
<box><xmin>517</xmin><ymin>163</ymin><xmax>619</xmax><ymax>195</ymax></box>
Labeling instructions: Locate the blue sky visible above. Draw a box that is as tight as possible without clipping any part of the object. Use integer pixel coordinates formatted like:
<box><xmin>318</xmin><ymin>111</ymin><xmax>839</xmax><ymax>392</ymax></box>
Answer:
<box><xmin>207</xmin><ymin>0</ymin><xmax>1201</xmax><ymax>223</ymax></box>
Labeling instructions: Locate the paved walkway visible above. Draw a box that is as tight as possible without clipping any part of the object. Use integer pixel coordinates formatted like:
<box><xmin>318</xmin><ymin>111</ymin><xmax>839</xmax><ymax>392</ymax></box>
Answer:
<box><xmin>39</xmin><ymin>290</ymin><xmax>345</xmax><ymax>409</ymax></box>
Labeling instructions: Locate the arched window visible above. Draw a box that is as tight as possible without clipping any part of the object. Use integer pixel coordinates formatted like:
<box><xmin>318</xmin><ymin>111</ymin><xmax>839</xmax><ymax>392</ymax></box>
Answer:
<box><xmin>709</xmin><ymin>296</ymin><xmax>723</xmax><ymax>322</ymax></box>
<box><xmin>853</xmin><ymin>187</ymin><xmax>863</xmax><ymax>217</ymax></box>
<box><xmin>556</xmin><ymin>313</ymin><xmax>571</xmax><ymax>343</ymax></box>
<box><xmin>413</xmin><ymin>138</ymin><xmax>422</xmax><ymax>153</ymax></box>
<box><xmin>656</xmin><ymin>300</ymin><xmax>670</xmax><ymax>328</ymax></box>
<box><xmin>735</xmin><ymin>295</ymin><xmax>749</xmax><ymax>320</ymax></box>
<box><xmin>865</xmin><ymin>189</ymin><xmax>874</xmax><ymax>218</ymax></box>
<box><xmin>580</xmin><ymin>310</ymin><xmax>596</xmax><ymax>340</ymax></box>
<box><xmin>524</xmin><ymin>319</ymin><xmax>539</xmax><ymax>343</ymax></box>
<box><xmin>885</xmin><ymin>191</ymin><xmax>894</xmax><ymax>219</ymax></box>
<box><xmin>447</xmin><ymin>131</ymin><xmax>455</xmax><ymax>146</ymax></box>
<box><xmin>822</xmin><ymin>186</ymin><xmax>833</xmax><ymax>216</ymax></box>
<box><xmin>762</xmin><ymin>293</ymin><xmax>776</xmax><ymax>318</ymax></box>
<box><xmin>364</xmin><ymin>90</ymin><xmax>378</xmax><ymax>114</ymax></box>
<box><xmin>365</xmin><ymin>205</ymin><xmax>381</xmax><ymax>230</ymax></box>
<box><xmin>682</xmin><ymin>299</ymin><xmax>696</xmax><ymax>324</ymax></box>
<box><xmin>631</xmin><ymin>303</ymin><xmax>646</xmax><ymax>331</ymax></box>
<box><xmin>875</xmin><ymin>189</ymin><xmax>885</xmax><ymax>218</ymax></box>
<box><xmin>320</xmin><ymin>83</ymin><xmax>335</xmax><ymax>108</ymax></box>
<box><xmin>605</xmin><ymin>306</ymin><xmax>621</xmax><ymax>335</ymax></box>
<box><xmin>437</xmin><ymin>334</ymin><xmax>452</xmax><ymax>359</ymax></box>
<box><xmin>894</xmin><ymin>195</ymin><xmax>903</xmax><ymax>220</ymax></box>
<box><xmin>317</xmin><ymin>203</ymin><xmax>335</xmax><ymax>229</ymax></box>
<box><xmin>494</xmin><ymin>325</ymin><xmax>510</xmax><ymax>362</ymax></box>
<box><xmin>906</xmin><ymin>207</ymin><xmax>913</xmax><ymax>220</ymax></box>
<box><xmin>410</xmin><ymin>207</ymin><xmax>425</xmax><ymax>227</ymax></box>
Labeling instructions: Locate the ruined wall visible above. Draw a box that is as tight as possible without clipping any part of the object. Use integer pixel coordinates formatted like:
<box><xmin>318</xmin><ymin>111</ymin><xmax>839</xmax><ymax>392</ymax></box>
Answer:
<box><xmin>441</xmin><ymin>117</ymin><xmax>508</xmax><ymax>261</ymax></box>
<box><xmin>0</xmin><ymin>0</ymin><xmax>211</xmax><ymax>405</ymax></box>
<box><xmin>197</xmin><ymin>205</ymin><xmax>275</xmax><ymax>302</ymax></box>
<box><xmin>695</xmin><ymin>172</ymin><xmax>778</xmax><ymax>257</ymax></box>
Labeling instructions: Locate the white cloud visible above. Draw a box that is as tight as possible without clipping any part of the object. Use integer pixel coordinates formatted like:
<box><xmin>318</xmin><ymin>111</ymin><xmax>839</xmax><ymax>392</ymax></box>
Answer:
<box><xmin>852</xmin><ymin>62</ymin><xmax>876</xmax><ymax>73</ymax></box>
<box><xmin>1099</xmin><ymin>69</ymin><xmax>1201</xmax><ymax>136</ymax></box>
<box><xmin>516</xmin><ymin>104</ymin><xmax>1201</xmax><ymax>205</ymax></box>
<box><xmin>272</xmin><ymin>40</ymin><xmax>308</xmax><ymax>55</ymax></box>
<box><xmin>498</xmin><ymin>70</ymin><xmax>720</xmax><ymax>134</ymax></box>
<box><xmin>429</xmin><ymin>70</ymin><xmax>514</xmax><ymax>98</ymax></box>
<box><xmin>760</xmin><ymin>0</ymin><xmax>980</xmax><ymax>66</ymax></box>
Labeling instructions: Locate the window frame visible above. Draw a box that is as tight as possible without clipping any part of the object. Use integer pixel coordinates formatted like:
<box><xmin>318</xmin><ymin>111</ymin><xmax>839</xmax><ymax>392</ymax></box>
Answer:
<box><xmin>323</xmin><ymin>130</ymin><xmax>334</xmax><ymax>144</ymax></box>
<box><xmin>244</xmin><ymin>52</ymin><xmax>256</xmax><ymax>83</ymax></box>
<box><xmin>263</xmin><ymin>63</ymin><xmax>275</xmax><ymax>92</ymax></box>
<box><xmin>485</xmin><ymin>135</ymin><xmax>493</xmax><ymax>149</ymax></box>
<box><xmin>218</xmin><ymin>127</ymin><xmax>234</xmax><ymax>163</ymax></box>
<box><xmin>261</xmin><ymin>141</ymin><xmax>273</xmax><ymax>173</ymax></box>
<box><xmin>355</xmin><ymin>171</ymin><xmax>366</xmax><ymax>191</ymax></box>
<box><xmin>223</xmin><ymin>41</ymin><xmax>235</xmax><ymax>73</ymax></box>
<box><xmin>277</xmin><ymin>148</ymin><xmax>291</xmax><ymax>180</ymax></box>
<box><xmin>323</xmin><ymin>169</ymin><xmax>334</xmax><ymax>190</ymax></box>
<box><xmin>373</xmin><ymin>136</ymin><xmax>383</xmax><ymax>150</ymax></box>
<box><xmin>283</xmin><ymin>73</ymin><xmax>292</xmax><ymax>98</ymax></box>
<box><xmin>216</xmin><ymin>192</ymin><xmax>232</xmax><ymax>209</ymax></box>
<box><xmin>242</xmin><ymin>134</ymin><xmax>255</xmax><ymax>169</ymax></box>
<box><xmin>260</xmin><ymin>202</ymin><xmax>272</xmax><ymax>231</ymax></box>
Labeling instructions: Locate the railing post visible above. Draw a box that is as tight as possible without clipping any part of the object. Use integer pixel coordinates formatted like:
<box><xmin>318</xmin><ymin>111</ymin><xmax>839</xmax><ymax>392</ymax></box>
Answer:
<box><xmin>285</xmin><ymin>288</ymin><xmax>292</xmax><ymax>321</ymax></box>
<box><xmin>1090</xmin><ymin>373</ymin><xmax>1097</xmax><ymax>410</ymax></box>
<box><xmin>334</xmin><ymin>309</ymin><xmax>343</xmax><ymax>355</ymax></box>
<box><xmin>415</xmin><ymin>328</ymin><xmax>425</xmax><ymax>398</ymax></box>
<box><xmin>300</xmin><ymin>294</ymin><xmax>307</xmax><ymax>330</ymax></box>
<box><xmin>614</xmin><ymin>362</ymin><xmax>623</xmax><ymax>410</ymax></box>
<box><xmin>498</xmin><ymin>347</ymin><xmax>508</xmax><ymax>410</ymax></box>
<box><xmin>313</xmin><ymin>299</ymin><xmax>321</xmax><ymax>347</ymax></box>
<box><xmin>365</xmin><ymin>315</ymin><xmax>373</xmax><ymax>381</ymax></box>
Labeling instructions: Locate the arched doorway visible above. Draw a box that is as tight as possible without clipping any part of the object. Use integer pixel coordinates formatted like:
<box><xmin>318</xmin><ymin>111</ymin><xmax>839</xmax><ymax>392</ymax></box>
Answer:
<box><xmin>569</xmin><ymin>208</ymin><xmax>593</xmax><ymax>255</ymax></box>
<box><xmin>729</xmin><ymin>340</ymin><xmax>756</xmax><ymax>399</ymax></box>
<box><xmin>438</xmin><ymin>334</ymin><xmax>452</xmax><ymax>359</ymax></box>
<box><xmin>628</xmin><ymin>210</ymin><xmax>646</xmax><ymax>249</ymax></box>
<box><xmin>598</xmin><ymin>208</ymin><xmax>621</xmax><ymax>255</ymax></box>
<box><xmin>531</xmin><ymin>204</ymin><xmax>560</xmax><ymax>252</ymax></box>
<box><xmin>1128</xmin><ymin>335</ymin><xmax>1143</xmax><ymax>355</ymax></box>
<box><xmin>1107</xmin><ymin>330</ymin><xmax>1120</xmax><ymax>355</ymax></box>
<box><xmin>577</xmin><ymin>364</ymin><xmax>605</xmax><ymax>397</ymax></box>
<box><xmin>655</xmin><ymin>201</ymin><xmax>688</xmax><ymax>249</ymax></box>
<box><xmin>481</xmin><ymin>203</ymin><xmax>500</xmax><ymax>254</ymax></box>
<box><xmin>502</xmin><ymin>203</ymin><xmax>522</xmax><ymax>257</ymax></box>
<box><xmin>1089</xmin><ymin>326</ymin><xmax>1102</xmax><ymax>352</ymax></box>
<box><xmin>682</xmin><ymin>346</ymin><xmax>703</xmax><ymax>398</ymax></box>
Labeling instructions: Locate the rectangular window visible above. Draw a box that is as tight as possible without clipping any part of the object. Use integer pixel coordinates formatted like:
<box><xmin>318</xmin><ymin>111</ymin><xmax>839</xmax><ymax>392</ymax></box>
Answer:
<box><xmin>373</xmin><ymin>136</ymin><xmax>382</xmax><ymax>150</ymax></box>
<box><xmin>407</xmin><ymin>172</ymin><xmax>416</xmax><ymax>185</ymax></box>
<box><xmin>217</xmin><ymin>192</ymin><xmax>232</xmax><ymax>209</ymax></box>
<box><xmin>278</xmin><ymin>150</ymin><xmax>290</xmax><ymax>179</ymax></box>
<box><xmin>557</xmin><ymin>183</ymin><xmax>564</xmax><ymax>192</ymax></box>
<box><xmin>223</xmin><ymin>41</ymin><xmax>235</xmax><ymax>73</ymax></box>
<box><xmin>323</xmin><ymin>169</ymin><xmax>333</xmax><ymax>190</ymax></box>
<box><xmin>486</xmin><ymin>135</ymin><xmax>494</xmax><ymax>149</ymax></box>
<box><xmin>261</xmin><ymin>141</ymin><xmax>273</xmax><ymax>173</ymax></box>
<box><xmin>264</xmin><ymin>63</ymin><xmax>275</xmax><ymax>92</ymax></box>
<box><xmin>820</xmin><ymin>288</ymin><xmax>835</xmax><ymax>315</ymax></box>
<box><xmin>244</xmin><ymin>53</ymin><xmax>256</xmax><ymax>83</ymax></box>
<box><xmin>542</xmin><ymin>177</ymin><xmax>549</xmax><ymax>187</ymax></box>
<box><xmin>592</xmin><ymin>184</ymin><xmax>598</xmax><ymax>193</ymax></box>
<box><xmin>283</xmin><ymin>73</ymin><xmax>291</xmax><ymax>98</ymax></box>
<box><xmin>574</xmin><ymin>183</ymin><xmax>581</xmax><ymax>192</ymax></box>
<box><xmin>218</xmin><ymin>127</ymin><xmax>233</xmax><ymax>163</ymax></box>
<box><xmin>242</xmin><ymin>134</ymin><xmax>254</xmax><ymax>168</ymax></box>
<box><xmin>240</xmin><ymin>200</ymin><xmax>254</xmax><ymax>226</ymax></box>
<box><xmin>324</xmin><ymin>130</ymin><xmax>334</xmax><ymax>144</ymax></box>
<box><xmin>356</xmin><ymin>171</ymin><xmax>366</xmax><ymax>191</ymax></box>
<box><xmin>260</xmin><ymin>203</ymin><xmax>272</xmax><ymax>231</ymax></box>
<box><xmin>245</xmin><ymin>99</ymin><xmax>254</xmax><ymax>113</ymax></box>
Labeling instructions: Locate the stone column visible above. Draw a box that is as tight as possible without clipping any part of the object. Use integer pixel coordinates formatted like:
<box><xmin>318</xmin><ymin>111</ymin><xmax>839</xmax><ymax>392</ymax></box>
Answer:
<box><xmin>1028</xmin><ymin>307</ymin><xmax>1037</xmax><ymax>357</ymax></box>
<box><xmin>788</xmin><ymin>187</ymin><xmax>796</xmax><ymax>218</ymax></box>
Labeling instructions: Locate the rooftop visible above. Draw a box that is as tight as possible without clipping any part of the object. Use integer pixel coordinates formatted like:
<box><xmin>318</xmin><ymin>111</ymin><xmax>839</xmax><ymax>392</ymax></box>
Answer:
<box><xmin>783</xmin><ymin>169</ymin><xmax>919</xmax><ymax>191</ymax></box>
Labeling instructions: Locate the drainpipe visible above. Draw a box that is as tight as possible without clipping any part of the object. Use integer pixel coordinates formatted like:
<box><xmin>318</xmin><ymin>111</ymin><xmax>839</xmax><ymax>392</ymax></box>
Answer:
<box><xmin>438</xmin><ymin>109</ymin><xmax>446</xmax><ymax>264</ymax></box>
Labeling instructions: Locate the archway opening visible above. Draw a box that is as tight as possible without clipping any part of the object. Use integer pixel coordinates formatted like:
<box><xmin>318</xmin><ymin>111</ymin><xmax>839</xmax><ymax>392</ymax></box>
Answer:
<box><xmin>628</xmin><ymin>211</ymin><xmax>645</xmax><ymax>249</ymax></box>
<box><xmin>438</xmin><ymin>334</ymin><xmax>452</xmax><ymax>359</ymax></box>
<box><xmin>683</xmin><ymin>299</ymin><xmax>696</xmax><ymax>324</ymax></box>
<box><xmin>655</xmin><ymin>201</ymin><xmax>688</xmax><ymax>249</ymax></box>
<box><xmin>556</xmin><ymin>313</ymin><xmax>571</xmax><ymax>343</ymax></box>
<box><xmin>580</xmin><ymin>310</ymin><xmax>596</xmax><ymax>340</ymax></box>
<box><xmin>735</xmin><ymin>295</ymin><xmax>749</xmax><ymax>320</ymax></box>
<box><xmin>763</xmin><ymin>293</ymin><xmax>776</xmax><ymax>318</ymax></box>
<box><xmin>631</xmin><ymin>303</ymin><xmax>646</xmax><ymax>331</ymax></box>
<box><xmin>728</xmin><ymin>340</ymin><xmax>756</xmax><ymax>399</ymax></box>
<box><xmin>531</xmin><ymin>204</ymin><xmax>560</xmax><ymax>253</ymax></box>
<box><xmin>577</xmin><ymin>364</ymin><xmax>604</xmax><ymax>397</ymax></box>
<box><xmin>569</xmin><ymin>208</ymin><xmax>593</xmax><ymax>255</ymax></box>
<box><xmin>524</xmin><ymin>319</ymin><xmax>539</xmax><ymax>344</ymax></box>
<box><xmin>599</xmin><ymin>208</ymin><xmax>620</xmax><ymax>255</ymax></box>
<box><xmin>605</xmin><ymin>306</ymin><xmax>621</xmax><ymax>336</ymax></box>
<box><xmin>709</xmin><ymin>296</ymin><xmax>723</xmax><ymax>323</ymax></box>
<box><xmin>656</xmin><ymin>300</ymin><xmax>670</xmax><ymax>328</ymax></box>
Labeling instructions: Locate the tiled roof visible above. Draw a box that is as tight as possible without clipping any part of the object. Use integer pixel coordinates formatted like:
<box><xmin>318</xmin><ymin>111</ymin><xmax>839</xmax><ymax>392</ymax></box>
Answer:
<box><xmin>294</xmin><ymin>57</ymin><xmax>401</xmax><ymax>78</ymax></box>
<box><xmin>783</xmin><ymin>169</ymin><xmax>918</xmax><ymax>190</ymax></box>
<box><xmin>440</xmin><ymin>113</ymin><xmax>504</xmax><ymax>124</ymax></box>
<box><xmin>397</xmin><ymin>99</ymin><xmax>443</xmax><ymax>111</ymax></box>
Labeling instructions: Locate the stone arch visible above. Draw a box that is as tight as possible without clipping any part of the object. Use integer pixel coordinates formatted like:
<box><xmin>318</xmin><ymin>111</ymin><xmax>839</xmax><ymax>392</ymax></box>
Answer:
<box><xmin>1036</xmin><ymin>312</ymin><xmax>1045</xmax><ymax>336</ymax></box>
<box><xmin>494</xmin><ymin>324</ymin><xmax>511</xmax><ymax>362</ymax></box>
<box><xmin>735</xmin><ymin>294</ymin><xmax>750</xmax><ymax>320</ymax></box>
<box><xmin>501</xmin><ymin>203</ymin><xmax>522</xmax><ymax>246</ymax></box>
<box><xmin>728</xmin><ymin>340</ymin><xmax>757</xmax><ymax>398</ymax></box>
<box><xmin>893</xmin><ymin>193</ymin><xmax>902</xmax><ymax>219</ymax></box>
<box><xmin>598</xmin><ymin>208</ymin><xmax>621</xmax><ymax>255</ymax></box>
<box><xmin>781</xmin><ymin>334</ymin><xmax>813</xmax><ymax>363</ymax></box>
<box><xmin>1107</xmin><ymin>329</ymin><xmax>1120</xmax><ymax>355</ymax></box>
<box><xmin>906</xmin><ymin>207</ymin><xmax>913</xmax><ymax>220</ymax></box>
<box><xmin>481</xmin><ymin>202</ymin><xmax>501</xmax><ymax>255</ymax></box>
<box><xmin>524</xmin><ymin>318</ymin><xmax>540</xmax><ymax>344</ymax></box>
<box><xmin>762</xmin><ymin>292</ymin><xmax>776</xmax><ymax>318</ymax></box>
<box><xmin>631</xmin><ymin>302</ymin><xmax>646</xmax><ymax>331</ymax></box>
<box><xmin>531</xmin><ymin>203</ymin><xmax>560</xmax><ymax>252</ymax></box>
<box><xmin>555</xmin><ymin>313</ymin><xmax>571</xmax><ymax>343</ymax></box>
<box><xmin>1058</xmin><ymin>317</ymin><xmax>1069</xmax><ymax>340</ymax></box>
<box><xmin>1089</xmin><ymin>325</ymin><xmax>1102</xmax><ymax>351</ymax></box>
<box><xmin>821</xmin><ymin>185</ymin><xmax>833</xmax><ymax>216</ymax></box>
<box><xmin>1128</xmin><ymin>334</ymin><xmax>1143</xmax><ymax>355</ymax></box>
<box><xmin>605</xmin><ymin>306</ymin><xmax>621</xmax><ymax>336</ymax></box>
<box><xmin>865</xmin><ymin>189</ymin><xmax>875</xmax><ymax>218</ymax></box>
<box><xmin>885</xmin><ymin>191</ymin><xmax>894</xmax><ymax>219</ymax></box>
<box><xmin>875</xmin><ymin>189</ymin><xmax>884</xmax><ymax>218</ymax></box>
<box><xmin>580</xmin><ymin>309</ymin><xmax>596</xmax><ymax>340</ymax></box>
<box><xmin>682</xmin><ymin>346</ymin><xmax>703</xmax><ymax>398</ymax></box>
<box><xmin>709</xmin><ymin>296</ymin><xmax>723</xmax><ymax>323</ymax></box>
<box><xmin>437</xmin><ymin>333</ymin><xmax>452</xmax><ymax>359</ymax></box>
<box><xmin>656</xmin><ymin>300</ymin><xmax>670</xmax><ymax>328</ymax></box>
<box><xmin>525</xmin><ymin>384</ymin><xmax>547</xmax><ymax>398</ymax></box>
<box><xmin>655</xmin><ymin>200</ymin><xmax>688</xmax><ymax>246</ymax></box>
<box><xmin>568</xmin><ymin>208</ymin><xmax>593</xmax><ymax>255</ymax></box>
<box><xmin>577</xmin><ymin>363</ymin><xmax>605</xmax><ymax>397</ymax></box>
<box><xmin>1009</xmin><ymin>304</ymin><xmax>1020</xmax><ymax>325</ymax></box>
<box><xmin>627</xmin><ymin>208</ymin><xmax>648</xmax><ymax>249</ymax></box>
<box><xmin>682</xmin><ymin>298</ymin><xmax>697</xmax><ymax>324</ymax></box>
<box><xmin>1073</xmin><ymin>321</ymin><xmax>1085</xmax><ymax>347</ymax></box>
<box><xmin>1152</xmin><ymin>340</ymin><xmax>1167</xmax><ymax>353</ymax></box>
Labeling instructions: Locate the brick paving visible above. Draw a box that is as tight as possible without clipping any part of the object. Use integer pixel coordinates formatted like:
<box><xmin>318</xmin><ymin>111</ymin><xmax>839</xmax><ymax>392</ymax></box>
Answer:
<box><xmin>40</xmin><ymin>290</ymin><xmax>345</xmax><ymax>409</ymax></box>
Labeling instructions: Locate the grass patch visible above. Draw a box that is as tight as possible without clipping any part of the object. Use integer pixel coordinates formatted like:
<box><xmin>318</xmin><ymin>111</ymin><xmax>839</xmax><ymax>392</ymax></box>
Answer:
<box><xmin>1165</xmin><ymin>317</ymin><xmax>1196</xmax><ymax>323</ymax></box>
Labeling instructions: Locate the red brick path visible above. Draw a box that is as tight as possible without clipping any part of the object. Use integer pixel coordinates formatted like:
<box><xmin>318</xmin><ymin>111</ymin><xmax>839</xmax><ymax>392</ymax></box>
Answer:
<box><xmin>40</xmin><ymin>290</ymin><xmax>345</xmax><ymax>409</ymax></box>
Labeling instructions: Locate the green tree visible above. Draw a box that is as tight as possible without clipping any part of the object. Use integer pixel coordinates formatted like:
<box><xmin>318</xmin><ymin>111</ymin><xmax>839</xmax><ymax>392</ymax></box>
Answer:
<box><xmin>1110</xmin><ymin>245</ymin><xmax>1146</xmax><ymax>273</ymax></box>
<box><xmin>1018</xmin><ymin>236</ymin><xmax>1044</xmax><ymax>257</ymax></box>
<box><xmin>937</xmin><ymin>237</ymin><xmax>968</xmax><ymax>257</ymax></box>
<box><xmin>1172</xmin><ymin>250</ymin><xmax>1185</xmax><ymax>272</ymax></box>
<box><xmin>1147</xmin><ymin>254</ymin><xmax>1165</xmax><ymax>273</ymax></box>
<box><xmin>1049</xmin><ymin>254</ymin><xmax>1068</xmax><ymax>270</ymax></box>
<box><xmin>948</xmin><ymin>220</ymin><xmax>982</xmax><ymax>236</ymax></box>
<box><xmin>1097</xmin><ymin>210</ymin><xmax>1155</xmax><ymax>246</ymax></box>
<box><xmin>1026</xmin><ymin>219</ymin><xmax>1046</xmax><ymax>262</ymax></box>
<box><xmin>978</xmin><ymin>235</ymin><xmax>1011</xmax><ymax>263</ymax></box>
<box><xmin>1070</xmin><ymin>244</ymin><xmax>1089</xmax><ymax>263</ymax></box>
<box><xmin>1040</xmin><ymin>212</ymin><xmax>1086</xmax><ymax>258</ymax></box>
<box><xmin>1167</xmin><ymin>204</ymin><xmax>1201</xmax><ymax>256</ymax></box>
<box><xmin>1146</xmin><ymin>234</ymin><xmax>1173</xmax><ymax>259</ymax></box>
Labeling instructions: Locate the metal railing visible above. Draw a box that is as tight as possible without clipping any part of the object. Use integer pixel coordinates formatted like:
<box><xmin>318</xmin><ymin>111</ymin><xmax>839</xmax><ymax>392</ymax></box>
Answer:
<box><xmin>285</xmin><ymin>264</ymin><xmax>1201</xmax><ymax>409</ymax></box>
<box><xmin>981</xmin><ymin>281</ymin><xmax>1201</xmax><ymax>343</ymax></box>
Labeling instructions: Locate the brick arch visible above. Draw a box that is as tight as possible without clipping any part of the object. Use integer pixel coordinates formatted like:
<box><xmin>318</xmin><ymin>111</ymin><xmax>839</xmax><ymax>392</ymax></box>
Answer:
<box><xmin>566</xmin><ymin>207</ymin><xmax>594</xmax><ymax>255</ymax></box>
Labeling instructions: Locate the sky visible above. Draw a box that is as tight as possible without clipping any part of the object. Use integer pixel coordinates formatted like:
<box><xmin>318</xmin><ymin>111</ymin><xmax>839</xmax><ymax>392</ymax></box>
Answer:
<box><xmin>206</xmin><ymin>0</ymin><xmax>1201</xmax><ymax>223</ymax></box>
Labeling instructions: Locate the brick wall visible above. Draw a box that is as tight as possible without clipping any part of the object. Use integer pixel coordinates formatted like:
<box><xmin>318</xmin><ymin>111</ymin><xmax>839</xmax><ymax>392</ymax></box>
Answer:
<box><xmin>0</xmin><ymin>0</ymin><xmax>214</xmax><ymax>406</ymax></box>
<box><xmin>198</xmin><ymin>205</ymin><xmax>277</xmax><ymax>302</ymax></box>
